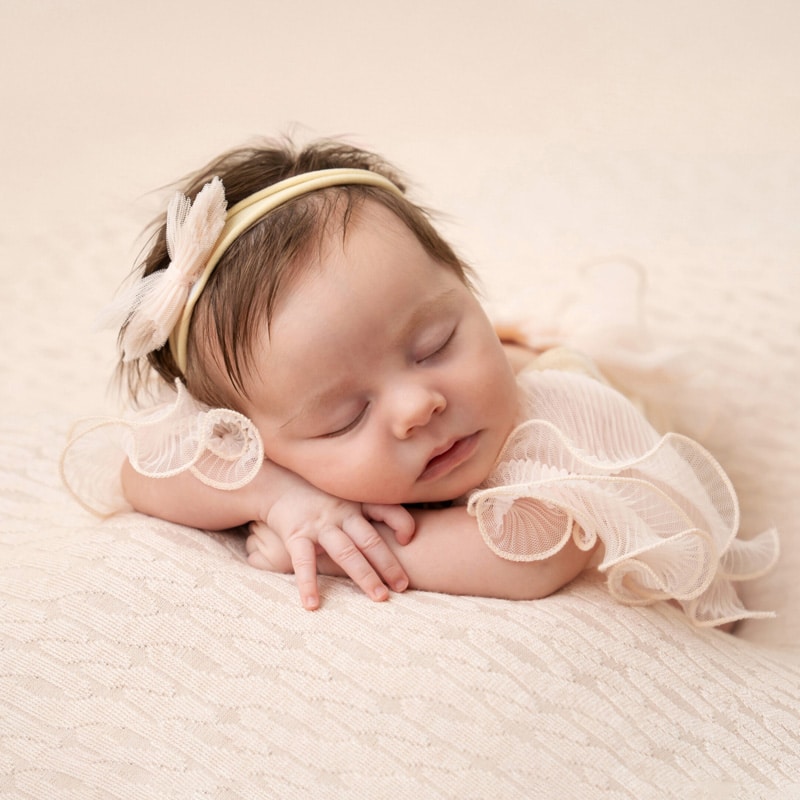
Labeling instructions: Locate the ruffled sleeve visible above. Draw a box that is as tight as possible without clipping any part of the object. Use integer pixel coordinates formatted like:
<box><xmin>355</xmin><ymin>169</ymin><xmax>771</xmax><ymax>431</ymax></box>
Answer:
<box><xmin>467</xmin><ymin>369</ymin><xmax>779</xmax><ymax>627</ymax></box>
<box><xmin>60</xmin><ymin>381</ymin><xmax>264</xmax><ymax>517</ymax></box>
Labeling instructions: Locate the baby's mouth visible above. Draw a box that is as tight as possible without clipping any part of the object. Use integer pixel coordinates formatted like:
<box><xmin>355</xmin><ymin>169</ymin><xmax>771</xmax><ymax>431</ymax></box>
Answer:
<box><xmin>419</xmin><ymin>433</ymin><xmax>480</xmax><ymax>481</ymax></box>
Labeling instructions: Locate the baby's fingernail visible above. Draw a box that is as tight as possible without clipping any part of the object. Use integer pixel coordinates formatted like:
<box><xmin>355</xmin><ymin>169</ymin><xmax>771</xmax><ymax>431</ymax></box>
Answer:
<box><xmin>303</xmin><ymin>595</ymin><xmax>319</xmax><ymax>611</ymax></box>
<box><xmin>372</xmin><ymin>586</ymin><xmax>389</xmax><ymax>602</ymax></box>
<box><xmin>394</xmin><ymin>578</ymin><xmax>408</xmax><ymax>592</ymax></box>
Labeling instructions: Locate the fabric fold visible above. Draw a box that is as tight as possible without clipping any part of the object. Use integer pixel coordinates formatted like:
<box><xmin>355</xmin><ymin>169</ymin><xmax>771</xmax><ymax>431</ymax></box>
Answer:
<box><xmin>60</xmin><ymin>380</ymin><xmax>264</xmax><ymax>517</ymax></box>
<box><xmin>467</xmin><ymin>369</ymin><xmax>778</xmax><ymax>627</ymax></box>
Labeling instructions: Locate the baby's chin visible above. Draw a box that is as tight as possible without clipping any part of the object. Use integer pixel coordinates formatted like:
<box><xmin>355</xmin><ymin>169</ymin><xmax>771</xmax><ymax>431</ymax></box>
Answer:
<box><xmin>375</xmin><ymin>482</ymin><xmax>478</xmax><ymax>508</ymax></box>
<box><xmin>353</xmin><ymin>488</ymin><xmax>466</xmax><ymax>507</ymax></box>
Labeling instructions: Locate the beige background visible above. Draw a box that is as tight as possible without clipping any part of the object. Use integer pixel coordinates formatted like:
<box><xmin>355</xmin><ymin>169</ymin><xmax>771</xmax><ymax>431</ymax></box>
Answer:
<box><xmin>1</xmin><ymin>3</ymin><xmax>799</xmax><ymax>796</ymax></box>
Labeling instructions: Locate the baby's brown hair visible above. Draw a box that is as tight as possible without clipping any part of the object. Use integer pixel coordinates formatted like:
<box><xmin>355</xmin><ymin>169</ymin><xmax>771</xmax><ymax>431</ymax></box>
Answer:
<box><xmin>122</xmin><ymin>137</ymin><xmax>472</xmax><ymax>411</ymax></box>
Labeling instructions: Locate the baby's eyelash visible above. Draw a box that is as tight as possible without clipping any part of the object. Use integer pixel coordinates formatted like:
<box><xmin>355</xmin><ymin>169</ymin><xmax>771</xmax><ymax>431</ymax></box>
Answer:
<box><xmin>322</xmin><ymin>405</ymin><xmax>368</xmax><ymax>438</ymax></box>
<box><xmin>419</xmin><ymin>327</ymin><xmax>456</xmax><ymax>362</ymax></box>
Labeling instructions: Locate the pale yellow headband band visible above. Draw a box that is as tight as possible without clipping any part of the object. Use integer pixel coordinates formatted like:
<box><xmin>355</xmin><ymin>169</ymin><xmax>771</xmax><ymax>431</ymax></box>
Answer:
<box><xmin>169</xmin><ymin>168</ymin><xmax>405</xmax><ymax>373</ymax></box>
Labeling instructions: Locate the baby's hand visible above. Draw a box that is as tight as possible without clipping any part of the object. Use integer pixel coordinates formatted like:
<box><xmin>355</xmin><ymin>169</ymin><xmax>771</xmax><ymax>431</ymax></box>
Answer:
<box><xmin>246</xmin><ymin>477</ymin><xmax>414</xmax><ymax>610</ymax></box>
<box><xmin>246</xmin><ymin>521</ymin><xmax>293</xmax><ymax>572</ymax></box>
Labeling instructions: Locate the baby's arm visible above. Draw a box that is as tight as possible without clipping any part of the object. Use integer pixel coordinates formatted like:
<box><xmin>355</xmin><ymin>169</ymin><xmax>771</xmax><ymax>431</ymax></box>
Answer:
<box><xmin>248</xmin><ymin>504</ymin><xmax>595</xmax><ymax>602</ymax></box>
<box><xmin>121</xmin><ymin>458</ymin><xmax>414</xmax><ymax>609</ymax></box>
<box><xmin>396</xmin><ymin>506</ymin><xmax>593</xmax><ymax>599</ymax></box>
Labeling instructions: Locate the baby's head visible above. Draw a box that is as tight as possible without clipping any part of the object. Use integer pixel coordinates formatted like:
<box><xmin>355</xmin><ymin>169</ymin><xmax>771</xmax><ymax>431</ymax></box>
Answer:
<box><xmin>123</xmin><ymin>137</ymin><xmax>519</xmax><ymax>503</ymax></box>
<box><xmin>128</xmin><ymin>138</ymin><xmax>470</xmax><ymax>409</ymax></box>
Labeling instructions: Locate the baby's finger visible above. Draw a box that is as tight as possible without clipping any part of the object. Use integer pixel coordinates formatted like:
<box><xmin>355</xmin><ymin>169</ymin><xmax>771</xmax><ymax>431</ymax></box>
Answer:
<box><xmin>245</xmin><ymin>529</ymin><xmax>260</xmax><ymax>556</ymax></box>
<box><xmin>363</xmin><ymin>503</ymin><xmax>416</xmax><ymax>546</ymax></box>
<box><xmin>340</xmin><ymin>516</ymin><xmax>408</xmax><ymax>593</ymax></box>
<box><xmin>246</xmin><ymin>545</ymin><xmax>273</xmax><ymax>571</ymax></box>
<box><xmin>285</xmin><ymin>537</ymin><xmax>321</xmax><ymax>611</ymax></box>
<box><xmin>245</xmin><ymin>525</ymin><xmax>293</xmax><ymax>573</ymax></box>
<box><xmin>318</xmin><ymin>524</ymin><xmax>392</xmax><ymax>601</ymax></box>
<box><xmin>245</xmin><ymin>525</ymin><xmax>272</xmax><ymax>569</ymax></box>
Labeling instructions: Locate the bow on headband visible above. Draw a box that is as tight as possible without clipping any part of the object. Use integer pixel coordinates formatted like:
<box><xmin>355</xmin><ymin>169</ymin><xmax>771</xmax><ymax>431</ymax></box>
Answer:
<box><xmin>99</xmin><ymin>168</ymin><xmax>404</xmax><ymax>370</ymax></box>
<box><xmin>98</xmin><ymin>178</ymin><xmax>227</xmax><ymax>362</ymax></box>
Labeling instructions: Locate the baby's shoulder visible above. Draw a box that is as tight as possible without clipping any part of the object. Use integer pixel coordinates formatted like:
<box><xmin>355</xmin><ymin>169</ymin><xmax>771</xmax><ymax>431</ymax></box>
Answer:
<box><xmin>514</xmin><ymin>352</ymin><xmax>653</xmax><ymax>448</ymax></box>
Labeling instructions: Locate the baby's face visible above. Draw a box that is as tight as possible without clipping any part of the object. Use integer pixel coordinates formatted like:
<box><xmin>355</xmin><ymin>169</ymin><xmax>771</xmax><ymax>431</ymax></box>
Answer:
<box><xmin>241</xmin><ymin>201</ymin><xmax>519</xmax><ymax>504</ymax></box>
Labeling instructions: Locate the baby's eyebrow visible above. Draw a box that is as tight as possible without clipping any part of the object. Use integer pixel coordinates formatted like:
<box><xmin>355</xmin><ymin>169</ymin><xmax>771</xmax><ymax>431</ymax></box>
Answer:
<box><xmin>399</xmin><ymin>288</ymin><xmax>459</xmax><ymax>341</ymax></box>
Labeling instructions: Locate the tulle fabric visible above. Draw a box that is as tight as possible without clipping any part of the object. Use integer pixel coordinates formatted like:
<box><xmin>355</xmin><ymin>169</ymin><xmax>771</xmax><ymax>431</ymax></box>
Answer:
<box><xmin>60</xmin><ymin>381</ymin><xmax>264</xmax><ymax>517</ymax></box>
<box><xmin>468</xmin><ymin>369</ymin><xmax>779</xmax><ymax>627</ymax></box>
<box><xmin>95</xmin><ymin>179</ymin><xmax>228</xmax><ymax>362</ymax></box>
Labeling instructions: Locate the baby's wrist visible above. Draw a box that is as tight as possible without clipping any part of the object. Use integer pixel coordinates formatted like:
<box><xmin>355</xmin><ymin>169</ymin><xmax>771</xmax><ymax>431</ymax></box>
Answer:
<box><xmin>246</xmin><ymin>458</ymin><xmax>312</xmax><ymax>523</ymax></box>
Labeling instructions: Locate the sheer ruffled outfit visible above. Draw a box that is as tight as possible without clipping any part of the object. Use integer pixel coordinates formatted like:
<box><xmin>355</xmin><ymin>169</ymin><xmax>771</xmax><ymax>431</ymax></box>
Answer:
<box><xmin>61</xmin><ymin>381</ymin><xmax>263</xmax><ymax>517</ymax></box>
<box><xmin>468</xmin><ymin>364</ymin><xmax>778</xmax><ymax>627</ymax></box>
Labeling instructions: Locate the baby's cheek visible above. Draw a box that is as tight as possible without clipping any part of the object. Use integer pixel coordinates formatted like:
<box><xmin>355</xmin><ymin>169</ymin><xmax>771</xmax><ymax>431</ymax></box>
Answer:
<box><xmin>468</xmin><ymin>359</ymin><xmax>509</xmax><ymax>403</ymax></box>
<box><xmin>310</xmin><ymin>446</ymin><xmax>387</xmax><ymax>503</ymax></box>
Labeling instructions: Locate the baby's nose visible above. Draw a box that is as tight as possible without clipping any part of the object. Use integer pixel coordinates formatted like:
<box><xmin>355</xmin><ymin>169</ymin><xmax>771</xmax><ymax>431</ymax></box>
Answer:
<box><xmin>390</xmin><ymin>384</ymin><xmax>446</xmax><ymax>439</ymax></box>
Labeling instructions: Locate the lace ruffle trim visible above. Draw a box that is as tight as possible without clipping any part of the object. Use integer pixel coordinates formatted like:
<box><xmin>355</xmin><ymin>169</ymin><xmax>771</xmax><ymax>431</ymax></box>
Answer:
<box><xmin>467</xmin><ymin>371</ymin><xmax>779</xmax><ymax>627</ymax></box>
<box><xmin>61</xmin><ymin>381</ymin><xmax>264</xmax><ymax>517</ymax></box>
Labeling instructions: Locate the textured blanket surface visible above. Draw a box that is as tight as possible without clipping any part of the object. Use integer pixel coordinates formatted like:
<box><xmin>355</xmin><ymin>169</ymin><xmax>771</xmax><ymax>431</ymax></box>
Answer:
<box><xmin>2</xmin><ymin>2</ymin><xmax>799</xmax><ymax>797</ymax></box>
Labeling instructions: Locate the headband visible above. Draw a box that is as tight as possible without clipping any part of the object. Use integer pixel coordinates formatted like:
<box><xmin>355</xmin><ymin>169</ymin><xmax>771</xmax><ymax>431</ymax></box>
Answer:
<box><xmin>171</xmin><ymin>168</ymin><xmax>404</xmax><ymax>372</ymax></box>
<box><xmin>107</xmin><ymin>168</ymin><xmax>404</xmax><ymax>373</ymax></box>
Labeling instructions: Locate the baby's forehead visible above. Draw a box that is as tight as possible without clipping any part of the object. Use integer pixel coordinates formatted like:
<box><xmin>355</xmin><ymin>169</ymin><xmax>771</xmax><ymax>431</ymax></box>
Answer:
<box><xmin>313</xmin><ymin>197</ymin><xmax>465</xmax><ymax>281</ymax></box>
<box><xmin>324</xmin><ymin>194</ymin><xmax>413</xmax><ymax>243</ymax></box>
<box><xmin>217</xmin><ymin>191</ymin><xmax>468</xmax><ymax>405</ymax></box>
